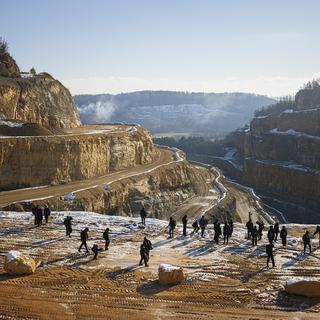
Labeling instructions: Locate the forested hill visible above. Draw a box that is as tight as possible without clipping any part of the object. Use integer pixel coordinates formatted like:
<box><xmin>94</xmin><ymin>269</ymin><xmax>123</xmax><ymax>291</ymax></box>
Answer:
<box><xmin>74</xmin><ymin>91</ymin><xmax>275</xmax><ymax>135</ymax></box>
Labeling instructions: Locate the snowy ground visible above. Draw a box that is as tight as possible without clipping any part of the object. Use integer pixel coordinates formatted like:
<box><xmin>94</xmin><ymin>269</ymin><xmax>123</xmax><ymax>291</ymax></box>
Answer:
<box><xmin>0</xmin><ymin>212</ymin><xmax>320</xmax><ymax>318</ymax></box>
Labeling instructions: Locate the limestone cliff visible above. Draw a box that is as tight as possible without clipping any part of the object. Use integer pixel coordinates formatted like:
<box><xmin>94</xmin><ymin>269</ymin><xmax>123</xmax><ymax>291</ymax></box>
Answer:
<box><xmin>6</xmin><ymin>161</ymin><xmax>214</xmax><ymax>219</ymax></box>
<box><xmin>0</xmin><ymin>49</ymin><xmax>80</xmax><ymax>128</ymax></box>
<box><xmin>216</xmin><ymin>84</ymin><xmax>320</xmax><ymax>222</ymax></box>
<box><xmin>0</xmin><ymin>73</ymin><xmax>81</xmax><ymax>128</ymax></box>
<box><xmin>0</xmin><ymin>126</ymin><xmax>155</xmax><ymax>190</ymax></box>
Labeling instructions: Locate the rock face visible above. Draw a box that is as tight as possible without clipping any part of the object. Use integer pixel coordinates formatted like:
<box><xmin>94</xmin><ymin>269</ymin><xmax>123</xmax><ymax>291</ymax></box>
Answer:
<box><xmin>4</xmin><ymin>251</ymin><xmax>36</xmax><ymax>275</ymax></box>
<box><xmin>158</xmin><ymin>263</ymin><xmax>185</xmax><ymax>285</ymax></box>
<box><xmin>5</xmin><ymin>161</ymin><xmax>214</xmax><ymax>219</ymax></box>
<box><xmin>219</xmin><ymin>84</ymin><xmax>320</xmax><ymax>222</ymax></box>
<box><xmin>0</xmin><ymin>73</ymin><xmax>81</xmax><ymax>128</ymax></box>
<box><xmin>285</xmin><ymin>279</ymin><xmax>320</xmax><ymax>298</ymax></box>
<box><xmin>0</xmin><ymin>126</ymin><xmax>155</xmax><ymax>190</ymax></box>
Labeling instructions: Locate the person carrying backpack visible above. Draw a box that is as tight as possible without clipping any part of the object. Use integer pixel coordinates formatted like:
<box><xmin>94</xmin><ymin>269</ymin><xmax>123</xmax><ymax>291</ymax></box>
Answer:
<box><xmin>91</xmin><ymin>244</ymin><xmax>102</xmax><ymax>260</ymax></box>
<box><xmin>143</xmin><ymin>236</ymin><xmax>153</xmax><ymax>260</ymax></box>
<box><xmin>78</xmin><ymin>227</ymin><xmax>89</xmax><ymax>253</ymax></box>
<box><xmin>139</xmin><ymin>244</ymin><xmax>149</xmax><ymax>267</ymax></box>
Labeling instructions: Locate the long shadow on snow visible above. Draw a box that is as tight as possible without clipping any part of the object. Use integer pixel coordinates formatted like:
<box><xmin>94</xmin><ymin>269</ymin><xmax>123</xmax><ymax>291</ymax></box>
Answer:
<box><xmin>106</xmin><ymin>264</ymin><xmax>142</xmax><ymax>278</ymax></box>
<box><xmin>241</xmin><ymin>267</ymin><xmax>269</xmax><ymax>283</ymax></box>
<box><xmin>137</xmin><ymin>280</ymin><xmax>177</xmax><ymax>295</ymax></box>
<box><xmin>184</xmin><ymin>240</ymin><xmax>219</xmax><ymax>257</ymax></box>
<box><xmin>222</xmin><ymin>240</ymin><xmax>252</xmax><ymax>255</ymax></box>
<box><xmin>152</xmin><ymin>237</ymin><xmax>175</xmax><ymax>249</ymax></box>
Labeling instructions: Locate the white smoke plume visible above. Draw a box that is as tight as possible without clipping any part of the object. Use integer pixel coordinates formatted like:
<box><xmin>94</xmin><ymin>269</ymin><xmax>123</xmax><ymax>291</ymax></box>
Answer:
<box><xmin>78</xmin><ymin>101</ymin><xmax>116</xmax><ymax>123</ymax></box>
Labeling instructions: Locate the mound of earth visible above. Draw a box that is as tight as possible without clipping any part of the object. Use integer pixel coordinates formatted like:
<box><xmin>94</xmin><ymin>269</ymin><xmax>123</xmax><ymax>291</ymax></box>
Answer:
<box><xmin>0</xmin><ymin>120</ymin><xmax>65</xmax><ymax>136</ymax></box>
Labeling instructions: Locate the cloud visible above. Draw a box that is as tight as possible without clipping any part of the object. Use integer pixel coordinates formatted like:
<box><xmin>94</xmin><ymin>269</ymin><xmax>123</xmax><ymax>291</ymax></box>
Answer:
<box><xmin>62</xmin><ymin>73</ymin><xmax>320</xmax><ymax>97</ymax></box>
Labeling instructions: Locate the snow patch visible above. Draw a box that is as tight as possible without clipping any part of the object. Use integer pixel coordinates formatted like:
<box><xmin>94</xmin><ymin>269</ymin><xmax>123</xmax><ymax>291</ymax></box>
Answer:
<box><xmin>269</xmin><ymin>128</ymin><xmax>320</xmax><ymax>140</ymax></box>
<box><xmin>64</xmin><ymin>193</ymin><xmax>75</xmax><ymax>202</ymax></box>
<box><xmin>0</xmin><ymin>120</ymin><xmax>23</xmax><ymax>128</ymax></box>
<box><xmin>159</xmin><ymin>263</ymin><xmax>181</xmax><ymax>272</ymax></box>
<box><xmin>6</xmin><ymin>250</ymin><xmax>22</xmax><ymax>262</ymax></box>
<box><xmin>128</xmin><ymin>127</ymin><xmax>138</xmax><ymax>136</ymax></box>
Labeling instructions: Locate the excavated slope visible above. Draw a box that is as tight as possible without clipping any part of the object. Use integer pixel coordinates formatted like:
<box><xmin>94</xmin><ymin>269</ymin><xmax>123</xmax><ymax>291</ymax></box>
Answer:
<box><xmin>0</xmin><ymin>125</ymin><xmax>155</xmax><ymax>190</ymax></box>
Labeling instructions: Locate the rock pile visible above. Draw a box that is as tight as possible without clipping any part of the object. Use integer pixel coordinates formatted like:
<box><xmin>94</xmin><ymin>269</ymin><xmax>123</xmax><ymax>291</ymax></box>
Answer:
<box><xmin>285</xmin><ymin>278</ymin><xmax>320</xmax><ymax>298</ymax></box>
<box><xmin>4</xmin><ymin>251</ymin><xmax>36</xmax><ymax>275</ymax></box>
<box><xmin>158</xmin><ymin>263</ymin><xmax>185</xmax><ymax>285</ymax></box>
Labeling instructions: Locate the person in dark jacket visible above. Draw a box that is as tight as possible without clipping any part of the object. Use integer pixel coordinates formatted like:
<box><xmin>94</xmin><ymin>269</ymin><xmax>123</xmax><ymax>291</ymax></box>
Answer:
<box><xmin>280</xmin><ymin>226</ymin><xmax>287</xmax><ymax>246</ymax></box>
<box><xmin>168</xmin><ymin>217</ymin><xmax>176</xmax><ymax>238</ymax></box>
<box><xmin>36</xmin><ymin>207</ymin><xmax>43</xmax><ymax>227</ymax></box>
<box><xmin>32</xmin><ymin>206</ymin><xmax>38</xmax><ymax>226</ymax></box>
<box><xmin>303</xmin><ymin>231</ymin><xmax>312</xmax><ymax>254</ymax></box>
<box><xmin>229</xmin><ymin>219</ymin><xmax>234</xmax><ymax>236</ymax></box>
<box><xmin>274</xmin><ymin>222</ymin><xmax>280</xmax><ymax>241</ymax></box>
<box><xmin>199</xmin><ymin>215</ymin><xmax>208</xmax><ymax>238</ymax></box>
<box><xmin>192</xmin><ymin>220</ymin><xmax>200</xmax><ymax>234</ymax></box>
<box><xmin>140</xmin><ymin>207</ymin><xmax>147</xmax><ymax>225</ymax></box>
<box><xmin>267</xmin><ymin>226</ymin><xmax>275</xmax><ymax>244</ymax></box>
<box><xmin>44</xmin><ymin>206</ymin><xmax>51</xmax><ymax>224</ymax></box>
<box><xmin>63</xmin><ymin>216</ymin><xmax>73</xmax><ymax>237</ymax></box>
<box><xmin>313</xmin><ymin>225</ymin><xmax>320</xmax><ymax>245</ymax></box>
<box><xmin>139</xmin><ymin>244</ymin><xmax>149</xmax><ymax>267</ymax></box>
<box><xmin>103</xmin><ymin>228</ymin><xmax>110</xmax><ymax>250</ymax></box>
<box><xmin>182</xmin><ymin>215</ymin><xmax>188</xmax><ymax>237</ymax></box>
<box><xmin>223</xmin><ymin>223</ymin><xmax>231</xmax><ymax>244</ymax></box>
<box><xmin>246</xmin><ymin>219</ymin><xmax>254</xmax><ymax>240</ymax></box>
<box><xmin>252</xmin><ymin>226</ymin><xmax>258</xmax><ymax>247</ymax></box>
<box><xmin>143</xmin><ymin>236</ymin><xmax>153</xmax><ymax>260</ymax></box>
<box><xmin>256</xmin><ymin>221</ymin><xmax>264</xmax><ymax>240</ymax></box>
<box><xmin>214</xmin><ymin>219</ymin><xmax>222</xmax><ymax>245</ymax></box>
<box><xmin>78</xmin><ymin>227</ymin><xmax>89</xmax><ymax>253</ymax></box>
<box><xmin>266</xmin><ymin>243</ymin><xmax>276</xmax><ymax>268</ymax></box>
<box><xmin>91</xmin><ymin>244</ymin><xmax>102</xmax><ymax>260</ymax></box>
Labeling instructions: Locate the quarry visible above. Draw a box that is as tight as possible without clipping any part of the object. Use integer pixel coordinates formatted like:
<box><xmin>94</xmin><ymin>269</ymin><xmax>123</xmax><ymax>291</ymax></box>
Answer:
<box><xmin>0</xmin><ymin>43</ymin><xmax>319</xmax><ymax>320</ymax></box>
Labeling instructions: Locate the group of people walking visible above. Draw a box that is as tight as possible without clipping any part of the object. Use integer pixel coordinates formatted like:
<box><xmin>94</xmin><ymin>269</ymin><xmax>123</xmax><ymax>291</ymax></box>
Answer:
<box><xmin>168</xmin><ymin>214</ymin><xmax>234</xmax><ymax>246</ymax></box>
<box><xmin>33</xmin><ymin>204</ymin><xmax>320</xmax><ymax>268</ymax></box>
<box><xmin>77</xmin><ymin>226</ymin><xmax>111</xmax><ymax>260</ymax></box>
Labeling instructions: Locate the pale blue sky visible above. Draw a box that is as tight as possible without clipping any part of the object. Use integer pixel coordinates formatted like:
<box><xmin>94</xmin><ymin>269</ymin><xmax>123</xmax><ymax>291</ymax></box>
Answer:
<box><xmin>1</xmin><ymin>0</ymin><xmax>320</xmax><ymax>96</ymax></box>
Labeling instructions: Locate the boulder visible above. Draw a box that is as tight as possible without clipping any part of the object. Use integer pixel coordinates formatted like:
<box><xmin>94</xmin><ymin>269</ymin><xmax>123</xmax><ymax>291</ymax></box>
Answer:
<box><xmin>158</xmin><ymin>263</ymin><xmax>185</xmax><ymax>285</ymax></box>
<box><xmin>4</xmin><ymin>251</ymin><xmax>36</xmax><ymax>275</ymax></box>
<box><xmin>285</xmin><ymin>278</ymin><xmax>320</xmax><ymax>298</ymax></box>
